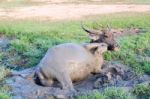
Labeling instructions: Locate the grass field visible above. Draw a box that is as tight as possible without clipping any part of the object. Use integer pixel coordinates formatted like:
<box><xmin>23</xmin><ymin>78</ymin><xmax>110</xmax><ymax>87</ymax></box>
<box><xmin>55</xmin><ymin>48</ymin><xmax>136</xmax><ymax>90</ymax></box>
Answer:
<box><xmin>0</xmin><ymin>0</ymin><xmax>44</xmax><ymax>8</ymax></box>
<box><xmin>99</xmin><ymin>0</ymin><xmax>150</xmax><ymax>4</ymax></box>
<box><xmin>0</xmin><ymin>12</ymin><xmax>150</xmax><ymax>70</ymax></box>
<box><xmin>0</xmin><ymin>12</ymin><xmax>150</xmax><ymax>98</ymax></box>
<box><xmin>0</xmin><ymin>0</ymin><xmax>150</xmax><ymax>8</ymax></box>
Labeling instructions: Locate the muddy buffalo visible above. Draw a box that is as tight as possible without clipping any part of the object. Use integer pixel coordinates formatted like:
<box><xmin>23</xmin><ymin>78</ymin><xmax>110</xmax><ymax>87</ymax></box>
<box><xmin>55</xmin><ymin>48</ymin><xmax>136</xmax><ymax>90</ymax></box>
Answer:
<box><xmin>34</xmin><ymin>43</ymin><xmax>108</xmax><ymax>92</ymax></box>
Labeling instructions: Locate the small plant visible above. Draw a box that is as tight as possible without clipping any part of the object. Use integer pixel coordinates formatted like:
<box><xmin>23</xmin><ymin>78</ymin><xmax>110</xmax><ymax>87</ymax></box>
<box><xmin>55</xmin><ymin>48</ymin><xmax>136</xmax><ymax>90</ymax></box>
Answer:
<box><xmin>0</xmin><ymin>65</ymin><xmax>10</xmax><ymax>81</ymax></box>
<box><xmin>77</xmin><ymin>88</ymin><xmax>136</xmax><ymax>99</ymax></box>
<box><xmin>76</xmin><ymin>90</ymin><xmax>106</xmax><ymax>99</ymax></box>
<box><xmin>104</xmin><ymin>87</ymin><xmax>135</xmax><ymax>99</ymax></box>
<box><xmin>0</xmin><ymin>92</ymin><xmax>10</xmax><ymax>99</ymax></box>
<box><xmin>132</xmin><ymin>83</ymin><xmax>150</xmax><ymax>97</ymax></box>
<box><xmin>141</xmin><ymin>61</ymin><xmax>150</xmax><ymax>75</ymax></box>
<box><xmin>0</xmin><ymin>85</ymin><xmax>12</xmax><ymax>99</ymax></box>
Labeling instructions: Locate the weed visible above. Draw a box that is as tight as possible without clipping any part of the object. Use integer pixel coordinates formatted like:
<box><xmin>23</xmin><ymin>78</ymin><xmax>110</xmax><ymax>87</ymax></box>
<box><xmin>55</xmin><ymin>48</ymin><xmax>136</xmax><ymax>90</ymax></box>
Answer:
<box><xmin>77</xmin><ymin>90</ymin><xmax>106</xmax><ymax>99</ymax></box>
<box><xmin>0</xmin><ymin>0</ymin><xmax>150</xmax><ymax>8</ymax></box>
<box><xmin>140</xmin><ymin>61</ymin><xmax>150</xmax><ymax>75</ymax></box>
<box><xmin>0</xmin><ymin>65</ymin><xmax>10</xmax><ymax>81</ymax></box>
<box><xmin>104</xmin><ymin>87</ymin><xmax>135</xmax><ymax>99</ymax></box>
<box><xmin>0</xmin><ymin>85</ymin><xmax>11</xmax><ymax>99</ymax></box>
<box><xmin>0</xmin><ymin>0</ymin><xmax>45</xmax><ymax>8</ymax></box>
<box><xmin>132</xmin><ymin>83</ymin><xmax>150</xmax><ymax>98</ymax></box>
<box><xmin>77</xmin><ymin>87</ymin><xmax>136</xmax><ymax>99</ymax></box>
<box><xmin>0</xmin><ymin>92</ymin><xmax>10</xmax><ymax>99</ymax></box>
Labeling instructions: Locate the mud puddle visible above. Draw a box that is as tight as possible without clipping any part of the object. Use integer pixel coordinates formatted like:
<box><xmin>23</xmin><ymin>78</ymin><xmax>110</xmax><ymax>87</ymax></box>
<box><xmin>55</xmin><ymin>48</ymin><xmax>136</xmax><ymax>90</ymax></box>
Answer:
<box><xmin>5</xmin><ymin>61</ymin><xmax>150</xmax><ymax>99</ymax></box>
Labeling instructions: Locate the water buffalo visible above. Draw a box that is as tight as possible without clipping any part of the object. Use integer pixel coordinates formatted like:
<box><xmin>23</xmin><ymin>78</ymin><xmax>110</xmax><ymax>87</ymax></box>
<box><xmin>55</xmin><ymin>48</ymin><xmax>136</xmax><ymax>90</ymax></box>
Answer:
<box><xmin>34</xmin><ymin>43</ymin><xmax>108</xmax><ymax>92</ymax></box>
<box><xmin>34</xmin><ymin>24</ymin><xmax>119</xmax><ymax>92</ymax></box>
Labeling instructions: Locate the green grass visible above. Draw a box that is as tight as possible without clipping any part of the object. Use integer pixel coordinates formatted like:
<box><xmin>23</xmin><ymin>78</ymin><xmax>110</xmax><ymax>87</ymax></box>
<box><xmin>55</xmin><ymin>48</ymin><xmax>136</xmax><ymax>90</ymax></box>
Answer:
<box><xmin>104</xmin><ymin>87</ymin><xmax>135</xmax><ymax>99</ymax></box>
<box><xmin>0</xmin><ymin>0</ymin><xmax>150</xmax><ymax>8</ymax></box>
<box><xmin>77</xmin><ymin>90</ymin><xmax>106</xmax><ymax>99</ymax></box>
<box><xmin>0</xmin><ymin>66</ymin><xmax>10</xmax><ymax>81</ymax></box>
<box><xmin>0</xmin><ymin>12</ymin><xmax>149</xmax><ymax>74</ymax></box>
<box><xmin>0</xmin><ymin>11</ymin><xmax>150</xmax><ymax>99</ymax></box>
<box><xmin>132</xmin><ymin>82</ymin><xmax>150</xmax><ymax>98</ymax></box>
<box><xmin>0</xmin><ymin>19</ymin><xmax>89</xmax><ymax>68</ymax></box>
<box><xmin>125</xmin><ymin>0</ymin><xmax>150</xmax><ymax>4</ymax></box>
<box><xmin>0</xmin><ymin>85</ymin><xmax>11</xmax><ymax>99</ymax></box>
<box><xmin>62</xmin><ymin>0</ymin><xmax>150</xmax><ymax>4</ymax></box>
<box><xmin>0</xmin><ymin>93</ymin><xmax>10</xmax><ymax>99</ymax></box>
<box><xmin>77</xmin><ymin>87</ymin><xmax>136</xmax><ymax>99</ymax></box>
<box><xmin>98</xmin><ymin>0</ymin><xmax>150</xmax><ymax>4</ymax></box>
<box><xmin>0</xmin><ymin>66</ymin><xmax>10</xmax><ymax>98</ymax></box>
<box><xmin>104</xmin><ymin>32</ymin><xmax>150</xmax><ymax>74</ymax></box>
<box><xmin>0</xmin><ymin>0</ymin><xmax>45</xmax><ymax>8</ymax></box>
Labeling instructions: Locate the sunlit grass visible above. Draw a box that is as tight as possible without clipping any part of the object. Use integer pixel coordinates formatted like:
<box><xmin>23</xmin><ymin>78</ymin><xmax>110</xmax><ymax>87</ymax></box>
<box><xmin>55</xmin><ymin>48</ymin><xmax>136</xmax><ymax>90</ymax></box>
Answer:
<box><xmin>77</xmin><ymin>87</ymin><xmax>136</xmax><ymax>99</ymax></box>
<box><xmin>0</xmin><ymin>92</ymin><xmax>10</xmax><ymax>99</ymax></box>
<box><xmin>0</xmin><ymin>11</ymin><xmax>150</xmax><ymax>99</ymax></box>
<box><xmin>0</xmin><ymin>66</ymin><xmax>10</xmax><ymax>81</ymax></box>
<box><xmin>0</xmin><ymin>0</ymin><xmax>45</xmax><ymax>8</ymax></box>
<box><xmin>0</xmin><ymin>12</ymin><xmax>150</xmax><ymax>73</ymax></box>
<box><xmin>0</xmin><ymin>0</ymin><xmax>149</xmax><ymax>9</ymax></box>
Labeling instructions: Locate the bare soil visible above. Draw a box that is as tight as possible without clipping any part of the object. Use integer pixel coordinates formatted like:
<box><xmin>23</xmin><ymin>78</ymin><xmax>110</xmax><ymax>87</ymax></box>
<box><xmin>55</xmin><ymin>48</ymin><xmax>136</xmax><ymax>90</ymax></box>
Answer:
<box><xmin>0</xmin><ymin>4</ymin><xmax>150</xmax><ymax>20</ymax></box>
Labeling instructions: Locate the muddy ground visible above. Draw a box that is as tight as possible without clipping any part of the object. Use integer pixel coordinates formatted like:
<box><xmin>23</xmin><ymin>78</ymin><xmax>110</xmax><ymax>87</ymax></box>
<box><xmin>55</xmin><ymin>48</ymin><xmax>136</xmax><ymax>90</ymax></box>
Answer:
<box><xmin>5</xmin><ymin>61</ymin><xmax>150</xmax><ymax>99</ymax></box>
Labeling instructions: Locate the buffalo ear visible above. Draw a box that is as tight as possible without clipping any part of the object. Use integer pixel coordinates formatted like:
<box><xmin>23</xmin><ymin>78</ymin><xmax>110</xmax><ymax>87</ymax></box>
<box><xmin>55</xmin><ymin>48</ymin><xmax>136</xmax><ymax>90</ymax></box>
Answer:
<box><xmin>83</xmin><ymin>43</ymin><xmax>107</xmax><ymax>54</ymax></box>
<box><xmin>83</xmin><ymin>43</ymin><xmax>100</xmax><ymax>54</ymax></box>
<box><xmin>83</xmin><ymin>43</ymin><xmax>101</xmax><ymax>50</ymax></box>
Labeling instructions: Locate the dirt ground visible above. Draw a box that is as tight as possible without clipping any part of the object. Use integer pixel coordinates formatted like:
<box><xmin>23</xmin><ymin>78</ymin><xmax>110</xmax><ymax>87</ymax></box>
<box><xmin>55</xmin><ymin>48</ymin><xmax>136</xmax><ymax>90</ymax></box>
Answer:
<box><xmin>0</xmin><ymin>4</ymin><xmax>150</xmax><ymax>20</ymax></box>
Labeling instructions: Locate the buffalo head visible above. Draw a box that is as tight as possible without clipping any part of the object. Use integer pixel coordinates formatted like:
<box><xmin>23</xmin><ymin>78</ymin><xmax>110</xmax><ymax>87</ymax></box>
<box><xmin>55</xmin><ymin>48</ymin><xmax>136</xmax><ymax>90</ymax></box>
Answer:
<box><xmin>82</xmin><ymin>25</ymin><xmax>119</xmax><ymax>51</ymax></box>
